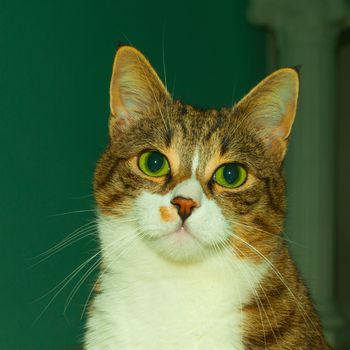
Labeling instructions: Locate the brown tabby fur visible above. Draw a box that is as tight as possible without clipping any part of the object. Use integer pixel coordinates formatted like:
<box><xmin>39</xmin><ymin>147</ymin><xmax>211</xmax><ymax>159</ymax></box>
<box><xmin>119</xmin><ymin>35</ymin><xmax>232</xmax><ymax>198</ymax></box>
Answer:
<box><xmin>92</xmin><ymin>46</ymin><xmax>331</xmax><ymax>349</ymax></box>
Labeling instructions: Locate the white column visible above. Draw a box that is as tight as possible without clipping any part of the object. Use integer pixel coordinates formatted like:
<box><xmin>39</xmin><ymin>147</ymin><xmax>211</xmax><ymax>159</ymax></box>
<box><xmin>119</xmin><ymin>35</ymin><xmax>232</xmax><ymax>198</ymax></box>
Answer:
<box><xmin>247</xmin><ymin>0</ymin><xmax>350</xmax><ymax>347</ymax></box>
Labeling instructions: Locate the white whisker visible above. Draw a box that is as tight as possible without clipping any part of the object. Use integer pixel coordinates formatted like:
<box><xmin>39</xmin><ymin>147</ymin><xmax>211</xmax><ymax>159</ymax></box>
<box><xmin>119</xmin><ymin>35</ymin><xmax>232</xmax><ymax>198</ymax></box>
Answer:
<box><xmin>32</xmin><ymin>252</ymin><xmax>100</xmax><ymax>326</ymax></box>
<box><xmin>219</xmin><ymin>239</ymin><xmax>268</xmax><ymax>349</ymax></box>
<box><xmin>80</xmin><ymin>228</ymin><xmax>147</xmax><ymax>319</ymax></box>
<box><xmin>228</xmin><ymin>230</ymin><xmax>320</xmax><ymax>336</ymax></box>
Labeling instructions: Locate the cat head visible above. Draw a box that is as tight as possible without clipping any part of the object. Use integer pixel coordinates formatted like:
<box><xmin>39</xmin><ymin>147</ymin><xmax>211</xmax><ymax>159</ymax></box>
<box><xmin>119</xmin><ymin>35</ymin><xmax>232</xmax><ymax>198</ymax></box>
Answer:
<box><xmin>94</xmin><ymin>46</ymin><xmax>299</xmax><ymax>263</ymax></box>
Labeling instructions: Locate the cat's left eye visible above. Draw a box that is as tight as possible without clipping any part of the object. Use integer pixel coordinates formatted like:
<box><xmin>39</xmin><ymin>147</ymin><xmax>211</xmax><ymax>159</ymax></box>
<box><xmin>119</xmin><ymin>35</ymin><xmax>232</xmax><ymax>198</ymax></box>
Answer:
<box><xmin>138</xmin><ymin>151</ymin><xmax>170</xmax><ymax>177</ymax></box>
<box><xmin>213</xmin><ymin>163</ymin><xmax>247</xmax><ymax>189</ymax></box>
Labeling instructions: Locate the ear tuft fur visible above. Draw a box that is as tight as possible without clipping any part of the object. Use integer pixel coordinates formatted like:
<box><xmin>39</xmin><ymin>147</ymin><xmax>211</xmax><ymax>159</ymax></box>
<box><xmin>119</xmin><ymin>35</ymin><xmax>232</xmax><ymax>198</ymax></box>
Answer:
<box><xmin>109</xmin><ymin>46</ymin><xmax>171</xmax><ymax>138</ymax></box>
<box><xmin>234</xmin><ymin>68</ymin><xmax>299</xmax><ymax>162</ymax></box>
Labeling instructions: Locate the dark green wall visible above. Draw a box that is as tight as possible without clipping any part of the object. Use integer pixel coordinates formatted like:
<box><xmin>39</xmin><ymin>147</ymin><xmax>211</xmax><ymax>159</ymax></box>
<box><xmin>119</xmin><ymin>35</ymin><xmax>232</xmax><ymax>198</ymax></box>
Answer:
<box><xmin>0</xmin><ymin>1</ymin><xmax>266</xmax><ymax>349</ymax></box>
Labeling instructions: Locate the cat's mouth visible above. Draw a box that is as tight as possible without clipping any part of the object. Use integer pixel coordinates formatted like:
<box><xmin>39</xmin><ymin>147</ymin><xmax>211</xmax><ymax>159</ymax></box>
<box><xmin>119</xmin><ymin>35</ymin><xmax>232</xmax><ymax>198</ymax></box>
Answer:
<box><xmin>172</xmin><ymin>225</ymin><xmax>190</xmax><ymax>236</ymax></box>
<box><xmin>166</xmin><ymin>224</ymin><xmax>201</xmax><ymax>244</ymax></box>
<box><xmin>170</xmin><ymin>225</ymin><xmax>193</xmax><ymax>237</ymax></box>
<box><xmin>140</xmin><ymin>217</ymin><xmax>227</xmax><ymax>262</ymax></box>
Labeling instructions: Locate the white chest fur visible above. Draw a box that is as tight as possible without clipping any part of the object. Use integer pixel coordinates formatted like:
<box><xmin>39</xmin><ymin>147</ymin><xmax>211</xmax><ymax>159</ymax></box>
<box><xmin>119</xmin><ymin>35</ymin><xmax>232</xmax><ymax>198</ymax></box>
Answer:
<box><xmin>84</xmin><ymin>218</ymin><xmax>267</xmax><ymax>350</ymax></box>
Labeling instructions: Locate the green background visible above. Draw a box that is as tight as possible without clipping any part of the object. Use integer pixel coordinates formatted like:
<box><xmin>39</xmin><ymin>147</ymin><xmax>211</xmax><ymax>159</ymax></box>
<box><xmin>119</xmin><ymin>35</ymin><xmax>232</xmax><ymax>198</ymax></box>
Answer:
<box><xmin>0</xmin><ymin>0</ymin><xmax>266</xmax><ymax>349</ymax></box>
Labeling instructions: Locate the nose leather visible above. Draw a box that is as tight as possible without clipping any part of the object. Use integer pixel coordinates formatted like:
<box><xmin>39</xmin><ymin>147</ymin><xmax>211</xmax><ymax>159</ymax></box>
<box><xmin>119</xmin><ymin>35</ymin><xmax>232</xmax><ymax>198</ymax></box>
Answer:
<box><xmin>171</xmin><ymin>196</ymin><xmax>199</xmax><ymax>222</ymax></box>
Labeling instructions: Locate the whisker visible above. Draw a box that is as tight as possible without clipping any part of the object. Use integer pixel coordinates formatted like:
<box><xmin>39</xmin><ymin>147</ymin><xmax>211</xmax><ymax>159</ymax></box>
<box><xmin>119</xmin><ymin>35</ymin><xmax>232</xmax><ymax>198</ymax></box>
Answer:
<box><xmin>49</xmin><ymin>209</ymin><xmax>97</xmax><ymax>217</ymax></box>
<box><xmin>31</xmin><ymin>216</ymin><xmax>139</xmax><ymax>267</ymax></box>
<box><xmin>230</xmin><ymin>219</ymin><xmax>304</xmax><ymax>248</ymax></box>
<box><xmin>64</xmin><ymin>254</ymin><xmax>103</xmax><ymax>315</ymax></box>
<box><xmin>228</xmin><ymin>240</ymin><xmax>280</xmax><ymax>348</ymax></box>
<box><xmin>31</xmin><ymin>252</ymin><xmax>100</xmax><ymax>326</ymax></box>
<box><xmin>31</xmin><ymin>221</ymin><xmax>97</xmax><ymax>261</ymax></box>
<box><xmin>80</xmin><ymin>228</ymin><xmax>147</xmax><ymax>319</ymax></box>
<box><xmin>66</xmin><ymin>231</ymin><xmax>137</xmax><ymax>312</ymax></box>
<box><xmin>171</xmin><ymin>74</ymin><xmax>176</xmax><ymax>98</ymax></box>
<box><xmin>220</xmin><ymin>240</ymin><xmax>268</xmax><ymax>349</ymax></box>
<box><xmin>161</xmin><ymin>27</ymin><xmax>172</xmax><ymax>138</ymax></box>
<box><xmin>211</xmin><ymin>240</ymin><xmax>245</xmax><ymax>347</ymax></box>
<box><xmin>162</xmin><ymin>26</ymin><xmax>168</xmax><ymax>94</ymax></box>
<box><xmin>228</xmin><ymin>231</ymin><xmax>321</xmax><ymax>337</ymax></box>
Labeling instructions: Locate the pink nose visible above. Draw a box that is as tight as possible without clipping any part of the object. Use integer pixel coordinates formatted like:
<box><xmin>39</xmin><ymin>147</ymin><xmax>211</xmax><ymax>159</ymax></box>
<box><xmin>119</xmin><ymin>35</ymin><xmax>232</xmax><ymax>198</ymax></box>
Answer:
<box><xmin>171</xmin><ymin>196</ymin><xmax>199</xmax><ymax>222</ymax></box>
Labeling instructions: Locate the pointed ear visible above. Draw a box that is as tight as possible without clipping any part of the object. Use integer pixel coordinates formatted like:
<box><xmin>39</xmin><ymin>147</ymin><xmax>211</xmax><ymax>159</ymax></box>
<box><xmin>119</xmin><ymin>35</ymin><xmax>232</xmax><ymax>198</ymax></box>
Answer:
<box><xmin>235</xmin><ymin>68</ymin><xmax>299</xmax><ymax>162</ymax></box>
<box><xmin>109</xmin><ymin>46</ymin><xmax>171</xmax><ymax>137</ymax></box>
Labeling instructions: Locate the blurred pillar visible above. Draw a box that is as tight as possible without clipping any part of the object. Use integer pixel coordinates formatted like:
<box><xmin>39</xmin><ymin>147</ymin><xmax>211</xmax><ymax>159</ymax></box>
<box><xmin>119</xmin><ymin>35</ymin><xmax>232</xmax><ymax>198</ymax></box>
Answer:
<box><xmin>247</xmin><ymin>0</ymin><xmax>350</xmax><ymax>347</ymax></box>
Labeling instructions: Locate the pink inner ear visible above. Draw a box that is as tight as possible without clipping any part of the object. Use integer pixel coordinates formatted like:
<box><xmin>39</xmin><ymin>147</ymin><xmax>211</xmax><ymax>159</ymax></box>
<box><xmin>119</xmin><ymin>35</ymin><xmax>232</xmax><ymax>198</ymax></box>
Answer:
<box><xmin>109</xmin><ymin>46</ymin><xmax>171</xmax><ymax>124</ymax></box>
<box><xmin>268</xmin><ymin>122</ymin><xmax>292</xmax><ymax>162</ymax></box>
<box><xmin>234</xmin><ymin>69</ymin><xmax>299</xmax><ymax>163</ymax></box>
<box><xmin>108</xmin><ymin>106</ymin><xmax>129</xmax><ymax>135</ymax></box>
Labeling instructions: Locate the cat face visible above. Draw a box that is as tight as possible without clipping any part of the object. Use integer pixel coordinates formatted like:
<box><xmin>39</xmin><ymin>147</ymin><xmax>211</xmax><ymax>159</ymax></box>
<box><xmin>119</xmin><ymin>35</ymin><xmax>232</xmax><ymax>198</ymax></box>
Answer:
<box><xmin>94</xmin><ymin>46</ymin><xmax>299</xmax><ymax>263</ymax></box>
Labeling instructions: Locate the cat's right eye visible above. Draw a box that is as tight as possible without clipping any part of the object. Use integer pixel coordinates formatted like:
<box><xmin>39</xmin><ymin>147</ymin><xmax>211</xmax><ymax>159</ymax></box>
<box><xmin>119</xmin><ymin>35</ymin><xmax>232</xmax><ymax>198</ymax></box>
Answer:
<box><xmin>138</xmin><ymin>151</ymin><xmax>170</xmax><ymax>177</ymax></box>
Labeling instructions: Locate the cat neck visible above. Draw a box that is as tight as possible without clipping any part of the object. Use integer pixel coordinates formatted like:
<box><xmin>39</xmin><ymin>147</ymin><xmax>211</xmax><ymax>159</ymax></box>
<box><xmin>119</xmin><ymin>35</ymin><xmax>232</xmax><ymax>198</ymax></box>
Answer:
<box><xmin>84</xmin><ymin>214</ymin><xmax>268</xmax><ymax>350</ymax></box>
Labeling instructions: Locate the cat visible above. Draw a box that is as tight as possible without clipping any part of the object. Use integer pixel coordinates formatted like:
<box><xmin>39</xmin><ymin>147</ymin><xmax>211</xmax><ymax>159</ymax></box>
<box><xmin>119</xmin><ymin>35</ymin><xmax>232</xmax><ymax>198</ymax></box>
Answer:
<box><xmin>84</xmin><ymin>45</ymin><xmax>331</xmax><ymax>349</ymax></box>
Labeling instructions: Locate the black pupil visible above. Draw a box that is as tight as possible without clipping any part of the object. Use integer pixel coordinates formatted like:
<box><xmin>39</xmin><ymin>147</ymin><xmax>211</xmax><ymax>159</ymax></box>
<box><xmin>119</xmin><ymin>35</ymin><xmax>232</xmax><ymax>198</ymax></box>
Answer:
<box><xmin>147</xmin><ymin>152</ymin><xmax>164</xmax><ymax>172</ymax></box>
<box><xmin>223</xmin><ymin>163</ymin><xmax>239</xmax><ymax>184</ymax></box>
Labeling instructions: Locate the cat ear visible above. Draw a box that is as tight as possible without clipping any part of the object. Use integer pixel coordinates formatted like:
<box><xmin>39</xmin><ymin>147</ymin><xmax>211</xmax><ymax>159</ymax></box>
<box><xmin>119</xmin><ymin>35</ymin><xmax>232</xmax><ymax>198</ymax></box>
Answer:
<box><xmin>109</xmin><ymin>46</ymin><xmax>171</xmax><ymax>136</ymax></box>
<box><xmin>234</xmin><ymin>68</ymin><xmax>299</xmax><ymax>162</ymax></box>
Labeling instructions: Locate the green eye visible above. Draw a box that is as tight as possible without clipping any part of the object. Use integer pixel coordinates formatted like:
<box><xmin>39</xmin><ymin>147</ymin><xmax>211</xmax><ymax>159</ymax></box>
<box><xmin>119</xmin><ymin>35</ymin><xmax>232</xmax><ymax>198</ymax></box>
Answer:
<box><xmin>214</xmin><ymin>163</ymin><xmax>247</xmax><ymax>188</ymax></box>
<box><xmin>138</xmin><ymin>151</ymin><xmax>170</xmax><ymax>177</ymax></box>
